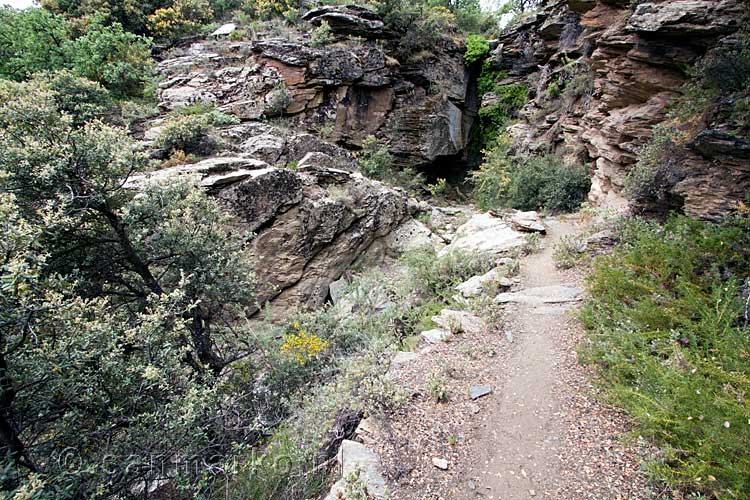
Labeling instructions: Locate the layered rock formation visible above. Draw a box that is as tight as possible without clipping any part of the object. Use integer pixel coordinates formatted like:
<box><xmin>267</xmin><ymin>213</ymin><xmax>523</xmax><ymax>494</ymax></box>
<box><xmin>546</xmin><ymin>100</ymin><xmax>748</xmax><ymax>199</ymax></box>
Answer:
<box><xmin>137</xmin><ymin>6</ymin><xmax>486</xmax><ymax>315</ymax></box>
<box><xmin>491</xmin><ymin>0</ymin><xmax>749</xmax><ymax>220</ymax></box>
<box><xmin>154</xmin><ymin>5</ymin><xmax>475</xmax><ymax>169</ymax></box>
<box><xmin>128</xmin><ymin>150</ymin><xmax>417</xmax><ymax>317</ymax></box>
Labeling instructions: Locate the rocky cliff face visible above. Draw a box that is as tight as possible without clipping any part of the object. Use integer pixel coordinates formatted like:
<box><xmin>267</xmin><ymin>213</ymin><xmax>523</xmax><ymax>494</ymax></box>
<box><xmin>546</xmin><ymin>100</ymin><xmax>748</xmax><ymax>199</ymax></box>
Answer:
<box><xmin>490</xmin><ymin>0</ymin><xmax>749</xmax><ymax>220</ymax></box>
<box><xmin>154</xmin><ymin>5</ymin><xmax>475</xmax><ymax>169</ymax></box>
<box><xmin>141</xmin><ymin>6</ymin><xmax>482</xmax><ymax>315</ymax></box>
<box><xmin>127</xmin><ymin>149</ymin><xmax>421</xmax><ymax>318</ymax></box>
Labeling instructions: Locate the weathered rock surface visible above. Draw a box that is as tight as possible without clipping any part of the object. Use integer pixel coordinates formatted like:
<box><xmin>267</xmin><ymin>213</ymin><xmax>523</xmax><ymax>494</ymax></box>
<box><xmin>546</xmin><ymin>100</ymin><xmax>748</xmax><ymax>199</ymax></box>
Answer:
<box><xmin>495</xmin><ymin>285</ymin><xmax>584</xmax><ymax>306</ymax></box>
<box><xmin>493</xmin><ymin>0</ymin><xmax>750</xmax><ymax>220</ymax></box>
<box><xmin>302</xmin><ymin>5</ymin><xmax>386</xmax><ymax>38</ymax></box>
<box><xmin>439</xmin><ymin>213</ymin><xmax>526</xmax><ymax>257</ymax></box>
<box><xmin>384</xmin><ymin>218</ymin><xmax>443</xmax><ymax>254</ymax></box>
<box><xmin>130</xmin><ymin>156</ymin><xmax>419</xmax><ymax>316</ymax></box>
<box><xmin>509</xmin><ymin>210</ymin><xmax>546</xmax><ymax>233</ymax></box>
<box><xmin>154</xmin><ymin>17</ymin><xmax>474</xmax><ymax>169</ymax></box>
<box><xmin>323</xmin><ymin>440</ymin><xmax>388</xmax><ymax>500</ymax></box>
<box><xmin>455</xmin><ymin>267</ymin><xmax>512</xmax><ymax>298</ymax></box>
<box><xmin>432</xmin><ymin>309</ymin><xmax>486</xmax><ymax>335</ymax></box>
<box><xmin>421</xmin><ymin>328</ymin><xmax>452</xmax><ymax>344</ymax></box>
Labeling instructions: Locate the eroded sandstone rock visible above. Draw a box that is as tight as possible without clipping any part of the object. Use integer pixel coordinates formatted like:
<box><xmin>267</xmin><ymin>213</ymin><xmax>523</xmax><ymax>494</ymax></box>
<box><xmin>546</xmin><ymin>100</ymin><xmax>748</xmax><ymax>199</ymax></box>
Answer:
<box><xmin>439</xmin><ymin>213</ymin><xmax>526</xmax><ymax>257</ymax></box>
<box><xmin>497</xmin><ymin>0</ymin><xmax>749</xmax><ymax>220</ymax></box>
<box><xmin>154</xmin><ymin>24</ymin><xmax>473</xmax><ymax>168</ymax></box>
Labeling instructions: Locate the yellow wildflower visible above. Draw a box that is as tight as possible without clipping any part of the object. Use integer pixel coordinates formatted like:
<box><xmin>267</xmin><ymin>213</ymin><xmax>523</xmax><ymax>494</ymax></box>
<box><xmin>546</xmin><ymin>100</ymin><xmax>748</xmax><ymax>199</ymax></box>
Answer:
<box><xmin>280</xmin><ymin>330</ymin><xmax>329</xmax><ymax>365</ymax></box>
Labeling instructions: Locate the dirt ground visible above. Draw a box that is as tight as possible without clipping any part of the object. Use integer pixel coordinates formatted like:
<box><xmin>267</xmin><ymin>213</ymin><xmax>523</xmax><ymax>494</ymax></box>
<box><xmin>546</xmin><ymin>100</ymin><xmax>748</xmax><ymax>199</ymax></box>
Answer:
<box><xmin>367</xmin><ymin>216</ymin><xmax>661</xmax><ymax>500</ymax></box>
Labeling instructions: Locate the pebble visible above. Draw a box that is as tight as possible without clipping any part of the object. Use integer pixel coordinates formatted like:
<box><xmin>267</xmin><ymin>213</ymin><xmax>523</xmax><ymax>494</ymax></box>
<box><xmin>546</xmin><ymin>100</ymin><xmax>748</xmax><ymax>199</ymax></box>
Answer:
<box><xmin>432</xmin><ymin>457</ymin><xmax>449</xmax><ymax>470</ymax></box>
<box><xmin>469</xmin><ymin>385</ymin><xmax>493</xmax><ymax>400</ymax></box>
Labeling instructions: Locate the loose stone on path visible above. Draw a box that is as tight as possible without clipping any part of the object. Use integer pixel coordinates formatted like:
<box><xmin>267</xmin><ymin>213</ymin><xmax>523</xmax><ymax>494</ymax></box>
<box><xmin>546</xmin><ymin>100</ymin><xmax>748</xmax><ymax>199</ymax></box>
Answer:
<box><xmin>494</xmin><ymin>285</ymin><xmax>584</xmax><ymax>306</ymax></box>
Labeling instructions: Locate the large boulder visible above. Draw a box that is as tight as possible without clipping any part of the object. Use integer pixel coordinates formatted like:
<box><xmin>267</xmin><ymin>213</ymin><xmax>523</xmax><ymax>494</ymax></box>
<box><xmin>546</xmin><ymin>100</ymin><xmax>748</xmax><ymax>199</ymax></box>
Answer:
<box><xmin>128</xmin><ymin>157</ymin><xmax>413</xmax><ymax>317</ymax></box>
<box><xmin>438</xmin><ymin>213</ymin><xmax>526</xmax><ymax>257</ymax></box>
<box><xmin>302</xmin><ymin>5</ymin><xmax>386</xmax><ymax>39</ymax></box>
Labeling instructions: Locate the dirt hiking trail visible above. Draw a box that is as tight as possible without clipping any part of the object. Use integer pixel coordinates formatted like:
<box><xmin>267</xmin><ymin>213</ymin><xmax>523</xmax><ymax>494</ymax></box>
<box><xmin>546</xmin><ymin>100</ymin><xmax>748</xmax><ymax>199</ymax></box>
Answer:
<box><xmin>463</xmin><ymin>218</ymin><xmax>654</xmax><ymax>500</ymax></box>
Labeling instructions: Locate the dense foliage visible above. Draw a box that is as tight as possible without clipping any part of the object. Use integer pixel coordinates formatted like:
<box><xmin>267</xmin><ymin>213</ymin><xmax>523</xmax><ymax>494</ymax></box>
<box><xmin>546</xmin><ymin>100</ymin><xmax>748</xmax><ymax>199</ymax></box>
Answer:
<box><xmin>581</xmin><ymin>214</ymin><xmax>750</xmax><ymax>498</ymax></box>
<box><xmin>470</xmin><ymin>135</ymin><xmax>589</xmax><ymax>213</ymax></box>
<box><xmin>464</xmin><ymin>34</ymin><xmax>489</xmax><ymax>65</ymax></box>
<box><xmin>0</xmin><ymin>75</ymin><xmax>266</xmax><ymax>498</ymax></box>
<box><xmin>0</xmin><ymin>8</ymin><xmax>153</xmax><ymax>97</ymax></box>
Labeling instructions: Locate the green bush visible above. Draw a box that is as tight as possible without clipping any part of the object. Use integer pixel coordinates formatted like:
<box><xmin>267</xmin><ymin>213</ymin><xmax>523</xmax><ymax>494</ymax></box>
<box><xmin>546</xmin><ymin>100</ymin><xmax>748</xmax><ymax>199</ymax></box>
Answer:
<box><xmin>470</xmin><ymin>135</ymin><xmax>513</xmax><ymax>210</ymax></box>
<box><xmin>156</xmin><ymin>114</ymin><xmax>212</xmax><ymax>153</ymax></box>
<box><xmin>508</xmin><ymin>155</ymin><xmax>591</xmax><ymax>212</ymax></box>
<box><xmin>69</xmin><ymin>16</ymin><xmax>154</xmax><ymax>97</ymax></box>
<box><xmin>32</xmin><ymin>70</ymin><xmax>116</xmax><ymax>127</ymax></box>
<box><xmin>0</xmin><ymin>7</ymin><xmax>70</xmax><ymax>80</ymax></box>
<box><xmin>0</xmin><ymin>77</ymin><xmax>258</xmax><ymax>498</ymax></box>
<box><xmin>477</xmin><ymin>83</ymin><xmax>528</xmax><ymax>149</ymax></box>
<box><xmin>624</xmin><ymin>124</ymin><xmax>684</xmax><ymax>207</ymax></box>
<box><xmin>464</xmin><ymin>34</ymin><xmax>489</xmax><ymax>65</ymax></box>
<box><xmin>359</xmin><ymin>135</ymin><xmax>393</xmax><ymax>178</ymax></box>
<box><xmin>580</xmin><ymin>214</ymin><xmax>750</xmax><ymax>497</ymax></box>
<box><xmin>470</xmin><ymin>138</ymin><xmax>590</xmax><ymax>213</ymax></box>
<box><xmin>147</xmin><ymin>0</ymin><xmax>214</xmax><ymax>41</ymax></box>
<box><xmin>310</xmin><ymin>20</ymin><xmax>332</xmax><ymax>47</ymax></box>
<box><xmin>474</xmin><ymin>60</ymin><xmax>528</xmax><ymax>152</ymax></box>
<box><xmin>401</xmin><ymin>245</ymin><xmax>493</xmax><ymax>302</ymax></box>
<box><xmin>357</xmin><ymin>135</ymin><xmax>425</xmax><ymax>192</ymax></box>
<box><xmin>174</xmin><ymin>101</ymin><xmax>241</xmax><ymax>125</ymax></box>
<box><xmin>263</xmin><ymin>83</ymin><xmax>292</xmax><ymax>117</ymax></box>
<box><xmin>156</xmin><ymin>104</ymin><xmax>240</xmax><ymax>153</ymax></box>
<box><xmin>0</xmin><ymin>8</ymin><xmax>154</xmax><ymax>98</ymax></box>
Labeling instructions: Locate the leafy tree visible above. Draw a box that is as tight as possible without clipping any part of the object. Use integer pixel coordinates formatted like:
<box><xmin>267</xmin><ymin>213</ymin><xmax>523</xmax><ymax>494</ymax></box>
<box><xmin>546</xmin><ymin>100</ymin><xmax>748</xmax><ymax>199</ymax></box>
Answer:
<box><xmin>0</xmin><ymin>7</ymin><xmax>153</xmax><ymax>98</ymax></box>
<box><xmin>67</xmin><ymin>15</ymin><xmax>154</xmax><ymax>97</ymax></box>
<box><xmin>41</xmin><ymin>0</ymin><xmax>172</xmax><ymax>36</ymax></box>
<box><xmin>0</xmin><ymin>7</ymin><xmax>71</xmax><ymax>81</ymax></box>
<box><xmin>0</xmin><ymin>76</ymin><xmax>257</xmax><ymax>497</ymax></box>
<box><xmin>148</xmin><ymin>0</ymin><xmax>214</xmax><ymax>41</ymax></box>
<box><xmin>30</xmin><ymin>71</ymin><xmax>116</xmax><ymax>127</ymax></box>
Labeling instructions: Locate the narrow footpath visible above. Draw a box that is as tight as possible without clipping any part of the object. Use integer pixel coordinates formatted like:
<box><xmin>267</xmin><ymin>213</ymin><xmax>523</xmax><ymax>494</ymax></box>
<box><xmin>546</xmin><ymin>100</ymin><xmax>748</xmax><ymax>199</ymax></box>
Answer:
<box><xmin>343</xmin><ymin>213</ymin><xmax>658</xmax><ymax>500</ymax></box>
<box><xmin>464</xmin><ymin>218</ymin><xmax>655</xmax><ymax>499</ymax></box>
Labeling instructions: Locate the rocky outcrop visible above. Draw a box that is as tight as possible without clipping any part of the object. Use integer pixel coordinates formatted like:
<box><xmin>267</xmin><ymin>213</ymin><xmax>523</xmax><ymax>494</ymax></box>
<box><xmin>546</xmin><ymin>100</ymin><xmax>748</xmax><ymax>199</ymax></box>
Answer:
<box><xmin>492</xmin><ymin>0</ymin><xmax>749</xmax><ymax>220</ymax></box>
<box><xmin>154</xmin><ymin>6</ymin><xmax>475</xmax><ymax>169</ymax></box>
<box><xmin>302</xmin><ymin>5</ymin><xmax>387</xmax><ymax>39</ymax></box>
<box><xmin>128</xmin><ymin>154</ymin><xmax>417</xmax><ymax>317</ymax></box>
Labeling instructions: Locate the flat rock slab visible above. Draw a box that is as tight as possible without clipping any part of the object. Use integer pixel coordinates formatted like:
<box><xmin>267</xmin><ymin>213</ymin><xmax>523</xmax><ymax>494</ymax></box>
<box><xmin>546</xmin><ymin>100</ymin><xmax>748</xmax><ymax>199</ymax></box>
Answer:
<box><xmin>323</xmin><ymin>440</ymin><xmax>387</xmax><ymax>500</ymax></box>
<box><xmin>438</xmin><ymin>213</ymin><xmax>525</xmax><ymax>257</ymax></box>
<box><xmin>432</xmin><ymin>309</ymin><xmax>486</xmax><ymax>335</ymax></box>
<box><xmin>421</xmin><ymin>328</ymin><xmax>452</xmax><ymax>343</ymax></box>
<box><xmin>510</xmin><ymin>210</ymin><xmax>546</xmax><ymax>233</ymax></box>
<box><xmin>124</xmin><ymin>157</ymin><xmax>270</xmax><ymax>189</ymax></box>
<box><xmin>494</xmin><ymin>285</ymin><xmax>584</xmax><ymax>306</ymax></box>
<box><xmin>469</xmin><ymin>385</ymin><xmax>493</xmax><ymax>400</ymax></box>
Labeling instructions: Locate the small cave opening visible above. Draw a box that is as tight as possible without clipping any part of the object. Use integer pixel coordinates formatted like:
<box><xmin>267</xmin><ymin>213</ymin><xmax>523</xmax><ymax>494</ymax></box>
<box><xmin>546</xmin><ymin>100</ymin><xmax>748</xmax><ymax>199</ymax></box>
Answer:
<box><xmin>417</xmin><ymin>153</ymin><xmax>474</xmax><ymax>185</ymax></box>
